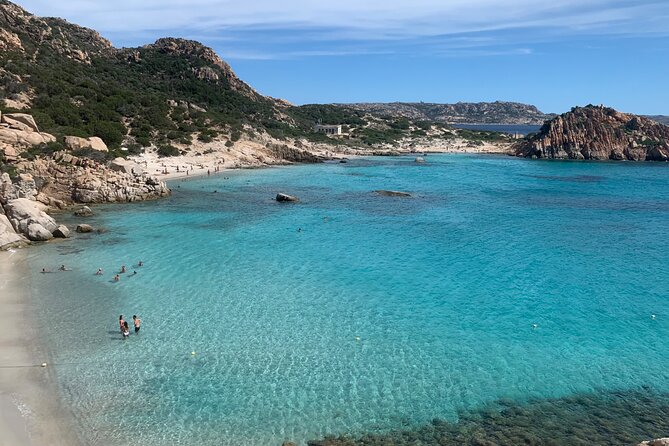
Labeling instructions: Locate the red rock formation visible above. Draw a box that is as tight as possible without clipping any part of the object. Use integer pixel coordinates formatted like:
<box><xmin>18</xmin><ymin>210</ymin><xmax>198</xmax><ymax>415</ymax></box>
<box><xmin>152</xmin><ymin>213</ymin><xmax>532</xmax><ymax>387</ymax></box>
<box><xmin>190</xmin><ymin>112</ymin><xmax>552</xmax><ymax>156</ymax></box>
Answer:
<box><xmin>514</xmin><ymin>105</ymin><xmax>669</xmax><ymax>161</ymax></box>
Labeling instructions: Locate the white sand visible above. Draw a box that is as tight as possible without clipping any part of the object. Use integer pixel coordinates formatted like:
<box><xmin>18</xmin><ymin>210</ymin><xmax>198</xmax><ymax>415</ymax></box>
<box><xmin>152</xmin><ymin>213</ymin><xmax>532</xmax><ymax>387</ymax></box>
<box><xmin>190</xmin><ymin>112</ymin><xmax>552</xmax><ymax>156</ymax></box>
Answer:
<box><xmin>0</xmin><ymin>250</ymin><xmax>81</xmax><ymax>446</ymax></box>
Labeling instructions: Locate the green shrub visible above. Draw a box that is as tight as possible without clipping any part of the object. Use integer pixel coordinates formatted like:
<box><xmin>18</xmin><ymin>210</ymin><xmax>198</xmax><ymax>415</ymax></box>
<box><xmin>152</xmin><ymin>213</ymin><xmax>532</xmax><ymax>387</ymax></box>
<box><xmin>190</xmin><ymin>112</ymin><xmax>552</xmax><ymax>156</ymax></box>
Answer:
<box><xmin>157</xmin><ymin>144</ymin><xmax>180</xmax><ymax>157</ymax></box>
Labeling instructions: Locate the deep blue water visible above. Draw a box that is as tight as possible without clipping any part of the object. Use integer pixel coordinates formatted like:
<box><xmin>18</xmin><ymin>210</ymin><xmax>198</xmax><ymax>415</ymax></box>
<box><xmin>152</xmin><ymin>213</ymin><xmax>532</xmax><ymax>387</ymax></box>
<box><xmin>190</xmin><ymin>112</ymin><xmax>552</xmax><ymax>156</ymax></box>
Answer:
<box><xmin>24</xmin><ymin>155</ymin><xmax>669</xmax><ymax>445</ymax></box>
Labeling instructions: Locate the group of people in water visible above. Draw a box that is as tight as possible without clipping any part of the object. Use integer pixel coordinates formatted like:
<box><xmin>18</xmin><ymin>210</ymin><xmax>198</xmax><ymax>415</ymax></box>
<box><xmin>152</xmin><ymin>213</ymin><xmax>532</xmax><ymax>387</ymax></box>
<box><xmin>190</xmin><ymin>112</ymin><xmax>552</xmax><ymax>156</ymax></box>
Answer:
<box><xmin>119</xmin><ymin>314</ymin><xmax>141</xmax><ymax>338</ymax></box>
<box><xmin>95</xmin><ymin>260</ymin><xmax>143</xmax><ymax>281</ymax></box>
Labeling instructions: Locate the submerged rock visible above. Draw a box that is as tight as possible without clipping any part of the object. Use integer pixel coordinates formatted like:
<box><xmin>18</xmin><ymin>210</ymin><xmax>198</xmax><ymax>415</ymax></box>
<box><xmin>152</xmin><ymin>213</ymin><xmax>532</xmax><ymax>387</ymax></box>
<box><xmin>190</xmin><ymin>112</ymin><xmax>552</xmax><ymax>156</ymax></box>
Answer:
<box><xmin>374</xmin><ymin>190</ymin><xmax>412</xmax><ymax>197</ymax></box>
<box><xmin>276</xmin><ymin>193</ymin><xmax>299</xmax><ymax>202</ymax></box>
<box><xmin>76</xmin><ymin>224</ymin><xmax>94</xmax><ymax>233</ymax></box>
<box><xmin>74</xmin><ymin>206</ymin><xmax>94</xmax><ymax>217</ymax></box>
<box><xmin>639</xmin><ymin>439</ymin><xmax>669</xmax><ymax>446</ymax></box>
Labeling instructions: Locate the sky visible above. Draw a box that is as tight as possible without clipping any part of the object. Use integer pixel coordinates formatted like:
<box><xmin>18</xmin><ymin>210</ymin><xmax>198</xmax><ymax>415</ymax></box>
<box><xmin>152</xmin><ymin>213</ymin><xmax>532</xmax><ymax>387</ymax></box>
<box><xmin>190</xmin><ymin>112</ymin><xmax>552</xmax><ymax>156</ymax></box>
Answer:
<box><xmin>14</xmin><ymin>0</ymin><xmax>669</xmax><ymax>114</ymax></box>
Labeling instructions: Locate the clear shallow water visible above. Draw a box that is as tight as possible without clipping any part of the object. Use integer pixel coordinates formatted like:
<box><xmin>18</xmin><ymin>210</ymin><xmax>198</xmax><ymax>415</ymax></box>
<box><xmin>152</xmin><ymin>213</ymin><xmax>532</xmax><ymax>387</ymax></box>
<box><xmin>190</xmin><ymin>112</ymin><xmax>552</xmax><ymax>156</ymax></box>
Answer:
<box><xmin>24</xmin><ymin>155</ymin><xmax>669</xmax><ymax>445</ymax></box>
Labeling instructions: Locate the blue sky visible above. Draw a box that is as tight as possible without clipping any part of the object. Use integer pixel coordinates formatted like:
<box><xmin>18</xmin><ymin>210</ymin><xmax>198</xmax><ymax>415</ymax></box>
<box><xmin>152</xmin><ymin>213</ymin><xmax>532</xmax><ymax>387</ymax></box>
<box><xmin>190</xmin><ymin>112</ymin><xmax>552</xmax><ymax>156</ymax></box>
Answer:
<box><xmin>15</xmin><ymin>0</ymin><xmax>669</xmax><ymax>114</ymax></box>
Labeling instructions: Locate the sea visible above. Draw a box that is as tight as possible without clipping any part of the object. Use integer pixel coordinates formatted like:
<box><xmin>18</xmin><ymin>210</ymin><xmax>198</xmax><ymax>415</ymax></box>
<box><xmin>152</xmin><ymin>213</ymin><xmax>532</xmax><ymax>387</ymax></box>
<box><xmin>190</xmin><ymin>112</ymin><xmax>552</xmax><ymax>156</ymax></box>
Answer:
<box><xmin>23</xmin><ymin>154</ymin><xmax>669</xmax><ymax>445</ymax></box>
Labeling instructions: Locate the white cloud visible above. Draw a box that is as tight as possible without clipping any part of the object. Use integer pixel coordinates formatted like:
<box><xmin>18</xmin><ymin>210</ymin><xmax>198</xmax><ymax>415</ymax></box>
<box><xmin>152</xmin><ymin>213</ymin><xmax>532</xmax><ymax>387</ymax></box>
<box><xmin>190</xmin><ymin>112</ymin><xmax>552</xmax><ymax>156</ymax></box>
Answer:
<box><xmin>13</xmin><ymin>0</ymin><xmax>669</xmax><ymax>57</ymax></box>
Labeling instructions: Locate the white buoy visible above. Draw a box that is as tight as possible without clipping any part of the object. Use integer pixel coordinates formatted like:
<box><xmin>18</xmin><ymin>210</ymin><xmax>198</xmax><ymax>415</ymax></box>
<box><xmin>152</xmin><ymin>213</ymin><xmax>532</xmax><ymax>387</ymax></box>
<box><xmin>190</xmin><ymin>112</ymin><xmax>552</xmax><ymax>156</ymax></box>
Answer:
<box><xmin>532</xmin><ymin>324</ymin><xmax>538</xmax><ymax>329</ymax></box>
<box><xmin>41</xmin><ymin>362</ymin><xmax>47</xmax><ymax>368</ymax></box>
<box><xmin>355</xmin><ymin>336</ymin><xmax>361</xmax><ymax>341</ymax></box>
<box><xmin>651</xmin><ymin>315</ymin><xmax>657</xmax><ymax>320</ymax></box>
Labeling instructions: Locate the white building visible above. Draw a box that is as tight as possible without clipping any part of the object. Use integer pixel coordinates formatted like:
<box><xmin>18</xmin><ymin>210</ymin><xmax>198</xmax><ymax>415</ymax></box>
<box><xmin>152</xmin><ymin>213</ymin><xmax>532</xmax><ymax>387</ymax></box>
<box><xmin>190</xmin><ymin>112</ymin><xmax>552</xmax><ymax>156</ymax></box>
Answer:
<box><xmin>313</xmin><ymin>124</ymin><xmax>342</xmax><ymax>135</ymax></box>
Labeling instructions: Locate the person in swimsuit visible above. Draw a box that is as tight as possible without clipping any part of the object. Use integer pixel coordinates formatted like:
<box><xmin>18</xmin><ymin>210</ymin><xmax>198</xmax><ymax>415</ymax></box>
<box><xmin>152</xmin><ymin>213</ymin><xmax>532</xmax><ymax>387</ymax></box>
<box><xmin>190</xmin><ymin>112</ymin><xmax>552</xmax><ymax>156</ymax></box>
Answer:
<box><xmin>114</xmin><ymin>274</ymin><xmax>120</xmax><ymax>282</ymax></box>
<box><xmin>119</xmin><ymin>315</ymin><xmax>125</xmax><ymax>333</ymax></box>
<box><xmin>133</xmin><ymin>315</ymin><xmax>141</xmax><ymax>334</ymax></box>
<box><xmin>123</xmin><ymin>321</ymin><xmax>130</xmax><ymax>338</ymax></box>
<box><xmin>96</xmin><ymin>268</ymin><xmax>103</xmax><ymax>275</ymax></box>
<box><xmin>120</xmin><ymin>265</ymin><xmax>127</xmax><ymax>273</ymax></box>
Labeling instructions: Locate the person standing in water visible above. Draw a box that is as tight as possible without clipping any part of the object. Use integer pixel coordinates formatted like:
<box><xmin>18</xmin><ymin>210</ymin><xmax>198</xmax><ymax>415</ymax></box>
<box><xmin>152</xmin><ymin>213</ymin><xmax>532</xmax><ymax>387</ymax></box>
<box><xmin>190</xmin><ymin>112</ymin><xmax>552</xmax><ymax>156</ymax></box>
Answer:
<box><xmin>133</xmin><ymin>315</ymin><xmax>141</xmax><ymax>334</ymax></box>
<box><xmin>119</xmin><ymin>315</ymin><xmax>125</xmax><ymax>333</ymax></box>
<box><xmin>122</xmin><ymin>321</ymin><xmax>130</xmax><ymax>338</ymax></box>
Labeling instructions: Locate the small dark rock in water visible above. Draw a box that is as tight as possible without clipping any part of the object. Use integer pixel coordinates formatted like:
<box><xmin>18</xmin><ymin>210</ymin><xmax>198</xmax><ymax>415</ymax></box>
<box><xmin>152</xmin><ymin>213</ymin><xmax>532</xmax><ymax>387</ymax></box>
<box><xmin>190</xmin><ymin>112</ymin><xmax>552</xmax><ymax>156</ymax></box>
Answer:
<box><xmin>76</xmin><ymin>224</ymin><xmax>94</xmax><ymax>233</ymax></box>
<box><xmin>276</xmin><ymin>193</ymin><xmax>299</xmax><ymax>202</ymax></box>
<box><xmin>339</xmin><ymin>159</ymin><xmax>348</xmax><ymax>163</ymax></box>
<box><xmin>374</xmin><ymin>190</ymin><xmax>412</xmax><ymax>197</ymax></box>
<box><xmin>281</xmin><ymin>442</ymin><xmax>298</xmax><ymax>446</ymax></box>
<box><xmin>52</xmin><ymin>224</ymin><xmax>70</xmax><ymax>238</ymax></box>
<box><xmin>73</xmin><ymin>206</ymin><xmax>93</xmax><ymax>217</ymax></box>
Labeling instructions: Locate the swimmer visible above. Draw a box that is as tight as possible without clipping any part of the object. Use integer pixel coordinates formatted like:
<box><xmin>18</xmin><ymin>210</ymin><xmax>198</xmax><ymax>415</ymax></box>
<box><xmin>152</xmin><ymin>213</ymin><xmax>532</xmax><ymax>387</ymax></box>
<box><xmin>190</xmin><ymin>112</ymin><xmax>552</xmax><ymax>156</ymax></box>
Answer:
<box><xmin>133</xmin><ymin>315</ymin><xmax>141</xmax><ymax>334</ymax></box>
<box><xmin>119</xmin><ymin>315</ymin><xmax>125</xmax><ymax>333</ymax></box>
<box><xmin>138</xmin><ymin>260</ymin><xmax>144</xmax><ymax>267</ymax></box>
<box><xmin>123</xmin><ymin>321</ymin><xmax>130</xmax><ymax>338</ymax></box>
<box><xmin>114</xmin><ymin>274</ymin><xmax>120</xmax><ymax>282</ymax></box>
<box><xmin>41</xmin><ymin>268</ymin><xmax>49</xmax><ymax>273</ymax></box>
<box><xmin>59</xmin><ymin>265</ymin><xmax>66</xmax><ymax>271</ymax></box>
<box><xmin>120</xmin><ymin>265</ymin><xmax>127</xmax><ymax>273</ymax></box>
<box><xmin>96</xmin><ymin>268</ymin><xmax>103</xmax><ymax>275</ymax></box>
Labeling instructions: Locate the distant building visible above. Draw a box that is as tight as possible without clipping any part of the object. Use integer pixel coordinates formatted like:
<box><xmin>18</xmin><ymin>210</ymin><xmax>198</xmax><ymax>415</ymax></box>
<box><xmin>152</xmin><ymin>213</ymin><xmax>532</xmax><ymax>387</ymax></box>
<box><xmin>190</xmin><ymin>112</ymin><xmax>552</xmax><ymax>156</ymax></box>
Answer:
<box><xmin>313</xmin><ymin>124</ymin><xmax>342</xmax><ymax>135</ymax></box>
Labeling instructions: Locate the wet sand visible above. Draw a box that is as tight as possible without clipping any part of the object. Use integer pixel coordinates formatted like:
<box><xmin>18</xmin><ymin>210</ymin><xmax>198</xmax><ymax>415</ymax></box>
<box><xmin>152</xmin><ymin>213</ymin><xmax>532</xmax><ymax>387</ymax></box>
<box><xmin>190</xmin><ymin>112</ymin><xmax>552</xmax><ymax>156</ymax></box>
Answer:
<box><xmin>0</xmin><ymin>250</ymin><xmax>80</xmax><ymax>446</ymax></box>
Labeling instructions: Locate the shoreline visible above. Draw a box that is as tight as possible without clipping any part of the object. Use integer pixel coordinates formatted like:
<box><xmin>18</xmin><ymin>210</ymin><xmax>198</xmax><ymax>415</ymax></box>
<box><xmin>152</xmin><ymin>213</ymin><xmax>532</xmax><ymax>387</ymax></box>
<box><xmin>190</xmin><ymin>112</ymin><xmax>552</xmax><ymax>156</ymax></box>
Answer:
<box><xmin>0</xmin><ymin>250</ymin><xmax>82</xmax><ymax>446</ymax></box>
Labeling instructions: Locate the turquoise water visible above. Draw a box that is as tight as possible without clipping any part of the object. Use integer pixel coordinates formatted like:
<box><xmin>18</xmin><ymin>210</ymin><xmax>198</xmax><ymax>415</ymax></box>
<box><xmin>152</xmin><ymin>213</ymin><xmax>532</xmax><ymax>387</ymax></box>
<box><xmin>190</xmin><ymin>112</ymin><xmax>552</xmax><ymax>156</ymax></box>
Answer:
<box><xmin>24</xmin><ymin>155</ymin><xmax>669</xmax><ymax>445</ymax></box>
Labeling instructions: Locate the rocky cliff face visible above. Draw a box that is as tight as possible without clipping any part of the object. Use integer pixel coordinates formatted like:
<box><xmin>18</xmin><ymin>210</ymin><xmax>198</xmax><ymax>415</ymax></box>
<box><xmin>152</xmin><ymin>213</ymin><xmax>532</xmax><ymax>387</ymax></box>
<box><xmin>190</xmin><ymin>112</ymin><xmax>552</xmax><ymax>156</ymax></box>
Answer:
<box><xmin>514</xmin><ymin>105</ymin><xmax>669</xmax><ymax>161</ymax></box>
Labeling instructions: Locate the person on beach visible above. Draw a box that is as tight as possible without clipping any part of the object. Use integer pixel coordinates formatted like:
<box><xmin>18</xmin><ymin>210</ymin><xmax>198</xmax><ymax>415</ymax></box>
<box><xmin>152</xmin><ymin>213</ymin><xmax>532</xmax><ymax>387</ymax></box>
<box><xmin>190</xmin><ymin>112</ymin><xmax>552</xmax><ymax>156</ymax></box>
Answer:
<box><xmin>133</xmin><ymin>315</ymin><xmax>141</xmax><ymax>334</ymax></box>
<box><xmin>123</xmin><ymin>321</ymin><xmax>130</xmax><ymax>338</ymax></box>
<box><xmin>96</xmin><ymin>267</ymin><xmax>103</xmax><ymax>275</ymax></box>
<box><xmin>119</xmin><ymin>315</ymin><xmax>125</xmax><ymax>333</ymax></box>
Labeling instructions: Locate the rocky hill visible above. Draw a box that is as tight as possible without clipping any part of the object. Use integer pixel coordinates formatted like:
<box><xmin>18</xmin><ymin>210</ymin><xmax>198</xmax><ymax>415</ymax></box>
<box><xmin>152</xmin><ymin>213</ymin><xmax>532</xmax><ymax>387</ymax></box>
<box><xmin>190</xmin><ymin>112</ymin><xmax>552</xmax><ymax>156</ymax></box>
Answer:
<box><xmin>514</xmin><ymin>105</ymin><xmax>669</xmax><ymax>161</ymax></box>
<box><xmin>341</xmin><ymin>101</ymin><xmax>554</xmax><ymax>125</ymax></box>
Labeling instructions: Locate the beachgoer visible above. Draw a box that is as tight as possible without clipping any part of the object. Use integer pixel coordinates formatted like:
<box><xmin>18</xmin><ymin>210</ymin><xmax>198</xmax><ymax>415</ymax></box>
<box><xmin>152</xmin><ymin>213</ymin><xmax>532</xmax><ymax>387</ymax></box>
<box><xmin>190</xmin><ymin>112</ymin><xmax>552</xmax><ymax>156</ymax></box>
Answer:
<box><xmin>123</xmin><ymin>321</ymin><xmax>130</xmax><ymax>338</ymax></box>
<box><xmin>96</xmin><ymin>268</ymin><xmax>103</xmax><ymax>275</ymax></box>
<box><xmin>41</xmin><ymin>268</ymin><xmax>48</xmax><ymax>273</ymax></box>
<box><xmin>114</xmin><ymin>274</ymin><xmax>120</xmax><ymax>282</ymax></box>
<box><xmin>119</xmin><ymin>315</ymin><xmax>125</xmax><ymax>333</ymax></box>
<box><xmin>59</xmin><ymin>265</ymin><xmax>66</xmax><ymax>271</ymax></box>
<box><xmin>138</xmin><ymin>261</ymin><xmax>143</xmax><ymax>267</ymax></box>
<box><xmin>120</xmin><ymin>265</ymin><xmax>127</xmax><ymax>273</ymax></box>
<box><xmin>132</xmin><ymin>271</ymin><xmax>137</xmax><ymax>275</ymax></box>
<box><xmin>133</xmin><ymin>315</ymin><xmax>141</xmax><ymax>334</ymax></box>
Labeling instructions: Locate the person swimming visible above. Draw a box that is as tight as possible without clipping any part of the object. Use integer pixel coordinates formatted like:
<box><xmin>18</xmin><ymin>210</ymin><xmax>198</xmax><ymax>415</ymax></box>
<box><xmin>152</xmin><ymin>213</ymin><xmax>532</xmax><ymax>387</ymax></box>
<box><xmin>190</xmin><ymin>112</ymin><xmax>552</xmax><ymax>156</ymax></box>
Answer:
<box><xmin>96</xmin><ymin>268</ymin><xmax>103</xmax><ymax>275</ymax></box>
<box><xmin>120</xmin><ymin>265</ymin><xmax>127</xmax><ymax>273</ymax></box>
<box><xmin>114</xmin><ymin>274</ymin><xmax>120</xmax><ymax>282</ymax></box>
<box><xmin>138</xmin><ymin>261</ymin><xmax>144</xmax><ymax>267</ymax></box>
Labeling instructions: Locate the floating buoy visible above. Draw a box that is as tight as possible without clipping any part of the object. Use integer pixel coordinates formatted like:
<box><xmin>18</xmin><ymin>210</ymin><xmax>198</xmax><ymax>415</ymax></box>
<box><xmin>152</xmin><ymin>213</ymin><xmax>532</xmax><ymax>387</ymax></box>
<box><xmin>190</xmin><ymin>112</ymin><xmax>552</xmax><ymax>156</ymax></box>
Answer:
<box><xmin>355</xmin><ymin>336</ymin><xmax>361</xmax><ymax>341</ymax></box>
<box><xmin>191</xmin><ymin>351</ymin><xmax>196</xmax><ymax>356</ymax></box>
<box><xmin>532</xmin><ymin>324</ymin><xmax>538</xmax><ymax>329</ymax></box>
<box><xmin>41</xmin><ymin>362</ymin><xmax>47</xmax><ymax>367</ymax></box>
<box><xmin>651</xmin><ymin>315</ymin><xmax>657</xmax><ymax>320</ymax></box>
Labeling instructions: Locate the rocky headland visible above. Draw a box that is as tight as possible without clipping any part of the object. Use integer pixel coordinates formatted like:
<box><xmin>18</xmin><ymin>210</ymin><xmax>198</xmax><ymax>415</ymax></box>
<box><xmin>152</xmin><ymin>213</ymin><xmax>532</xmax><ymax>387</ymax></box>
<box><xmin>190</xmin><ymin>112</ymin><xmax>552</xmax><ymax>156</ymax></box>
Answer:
<box><xmin>514</xmin><ymin>105</ymin><xmax>669</xmax><ymax>161</ymax></box>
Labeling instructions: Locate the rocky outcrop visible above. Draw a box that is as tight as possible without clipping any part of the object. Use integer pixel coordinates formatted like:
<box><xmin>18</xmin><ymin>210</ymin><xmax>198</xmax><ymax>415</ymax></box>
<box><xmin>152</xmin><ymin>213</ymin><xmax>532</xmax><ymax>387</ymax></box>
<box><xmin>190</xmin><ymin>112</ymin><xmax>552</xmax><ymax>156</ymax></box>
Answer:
<box><xmin>110</xmin><ymin>157</ymin><xmax>144</xmax><ymax>175</ymax></box>
<box><xmin>52</xmin><ymin>224</ymin><xmax>70</xmax><ymax>238</ymax></box>
<box><xmin>73</xmin><ymin>205</ymin><xmax>93</xmax><ymax>217</ymax></box>
<box><xmin>2</xmin><ymin>113</ymin><xmax>39</xmax><ymax>132</ymax></box>
<box><xmin>0</xmin><ymin>112</ymin><xmax>55</xmax><ymax>148</ymax></box>
<box><xmin>266</xmin><ymin>143</ymin><xmax>322</xmax><ymax>163</ymax></box>
<box><xmin>64</xmin><ymin>135</ymin><xmax>108</xmax><ymax>152</ymax></box>
<box><xmin>3</xmin><ymin>197</ymin><xmax>57</xmax><ymax>241</ymax></box>
<box><xmin>276</xmin><ymin>193</ymin><xmax>299</xmax><ymax>202</ymax></box>
<box><xmin>638</xmin><ymin>439</ymin><xmax>669</xmax><ymax>446</ymax></box>
<box><xmin>514</xmin><ymin>105</ymin><xmax>669</xmax><ymax>161</ymax></box>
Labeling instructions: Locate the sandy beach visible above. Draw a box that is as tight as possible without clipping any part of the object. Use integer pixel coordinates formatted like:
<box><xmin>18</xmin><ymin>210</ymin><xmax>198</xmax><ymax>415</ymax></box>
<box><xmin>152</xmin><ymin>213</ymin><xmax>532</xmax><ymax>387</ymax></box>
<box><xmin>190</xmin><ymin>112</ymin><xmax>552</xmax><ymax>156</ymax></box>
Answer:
<box><xmin>0</xmin><ymin>250</ymin><xmax>80</xmax><ymax>446</ymax></box>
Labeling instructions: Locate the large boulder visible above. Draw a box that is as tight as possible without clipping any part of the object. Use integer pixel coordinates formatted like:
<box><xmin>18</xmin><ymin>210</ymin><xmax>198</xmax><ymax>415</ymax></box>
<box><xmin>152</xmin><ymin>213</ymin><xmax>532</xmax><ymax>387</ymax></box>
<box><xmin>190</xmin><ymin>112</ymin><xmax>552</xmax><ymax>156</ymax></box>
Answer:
<box><xmin>73</xmin><ymin>206</ymin><xmax>93</xmax><ymax>217</ymax></box>
<box><xmin>110</xmin><ymin>157</ymin><xmax>144</xmax><ymax>175</ymax></box>
<box><xmin>0</xmin><ymin>213</ymin><xmax>27</xmax><ymax>249</ymax></box>
<box><xmin>276</xmin><ymin>193</ymin><xmax>299</xmax><ymax>202</ymax></box>
<box><xmin>0</xmin><ymin>128</ymin><xmax>56</xmax><ymax>146</ymax></box>
<box><xmin>1</xmin><ymin>113</ymin><xmax>39</xmax><ymax>132</ymax></box>
<box><xmin>27</xmin><ymin>222</ymin><xmax>53</xmax><ymax>241</ymax></box>
<box><xmin>52</xmin><ymin>224</ymin><xmax>70</xmax><ymax>238</ymax></box>
<box><xmin>64</xmin><ymin>135</ymin><xmax>108</xmax><ymax>152</ymax></box>
<box><xmin>4</xmin><ymin>198</ymin><xmax>58</xmax><ymax>235</ymax></box>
